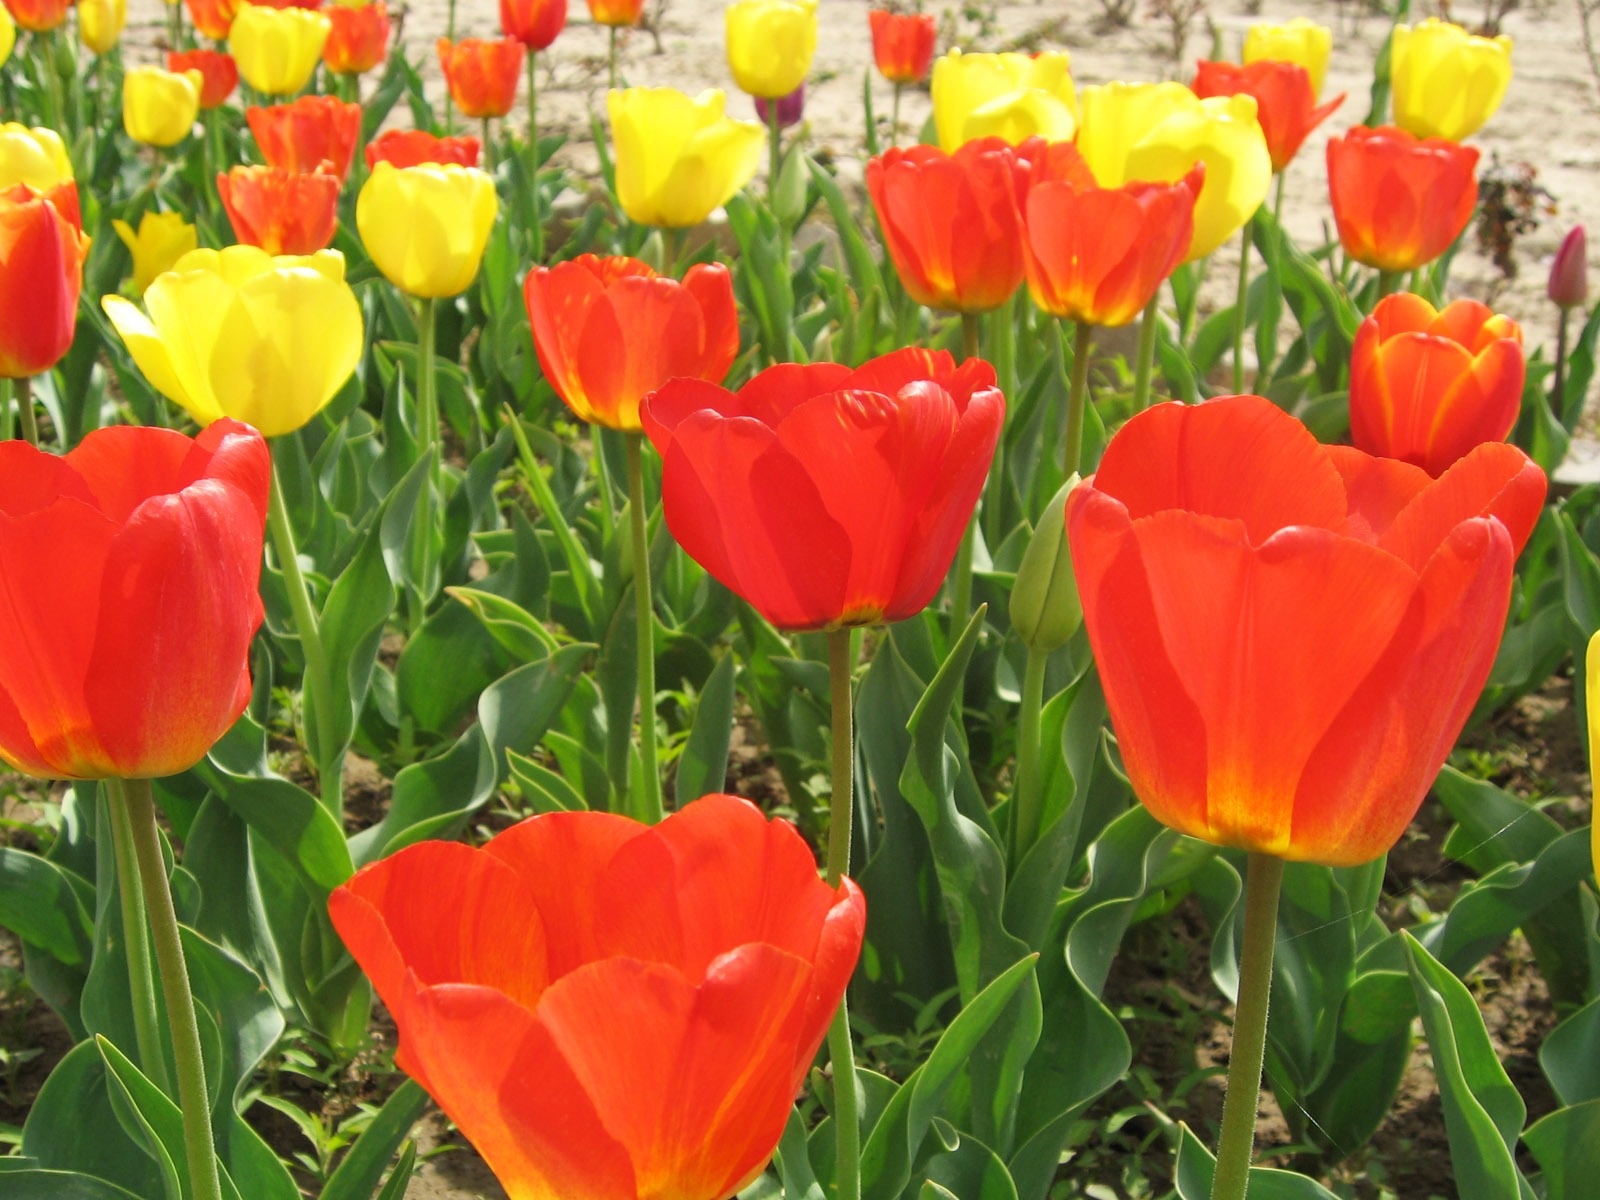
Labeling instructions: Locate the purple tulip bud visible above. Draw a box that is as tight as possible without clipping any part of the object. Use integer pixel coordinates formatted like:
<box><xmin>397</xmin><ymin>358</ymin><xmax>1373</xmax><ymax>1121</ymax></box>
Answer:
<box><xmin>1549</xmin><ymin>225</ymin><xmax>1589</xmax><ymax>309</ymax></box>
<box><xmin>755</xmin><ymin>83</ymin><xmax>805</xmax><ymax>130</ymax></box>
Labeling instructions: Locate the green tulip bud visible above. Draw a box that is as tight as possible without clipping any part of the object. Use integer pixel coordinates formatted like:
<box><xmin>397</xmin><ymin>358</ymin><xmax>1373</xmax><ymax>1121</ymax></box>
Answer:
<box><xmin>1008</xmin><ymin>477</ymin><xmax>1083</xmax><ymax>653</ymax></box>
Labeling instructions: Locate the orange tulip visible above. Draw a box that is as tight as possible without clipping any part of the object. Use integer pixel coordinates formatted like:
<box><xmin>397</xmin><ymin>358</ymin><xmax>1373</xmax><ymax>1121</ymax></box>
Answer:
<box><xmin>248</xmin><ymin>95</ymin><xmax>362</xmax><ymax>181</ymax></box>
<box><xmin>499</xmin><ymin>0</ymin><xmax>565</xmax><ymax>49</ymax></box>
<box><xmin>329</xmin><ymin>794</ymin><xmax>866</xmax><ymax>1200</ymax></box>
<box><xmin>168</xmin><ymin>49</ymin><xmax>240</xmax><ymax>110</ymax></box>
<box><xmin>4</xmin><ymin>0</ymin><xmax>70</xmax><ymax>33</ymax></box>
<box><xmin>524</xmin><ymin>255</ymin><xmax>740</xmax><ymax>432</ymax></box>
<box><xmin>324</xmin><ymin>0</ymin><xmax>389</xmax><ymax>75</ymax></box>
<box><xmin>1348</xmin><ymin>292</ymin><xmax>1525</xmax><ymax>477</ymax></box>
<box><xmin>1326</xmin><ymin>124</ymin><xmax>1479</xmax><ymax>273</ymax></box>
<box><xmin>218</xmin><ymin>165</ymin><xmax>340</xmax><ymax>255</ymax></box>
<box><xmin>588</xmin><ymin>0</ymin><xmax>644</xmax><ymax>27</ymax></box>
<box><xmin>438</xmin><ymin>37</ymin><xmax>524</xmax><ymax>120</ymax></box>
<box><xmin>0</xmin><ymin>183</ymin><xmax>87</xmax><ymax>379</ymax></box>
<box><xmin>1020</xmin><ymin>140</ymin><xmax>1201</xmax><ymax>328</ymax></box>
<box><xmin>365</xmin><ymin>129</ymin><xmax>481</xmax><ymax>170</ymax></box>
<box><xmin>868</xmin><ymin>9</ymin><xmax>937</xmax><ymax>84</ymax></box>
<box><xmin>185</xmin><ymin>0</ymin><xmax>239</xmax><ymax>40</ymax></box>
<box><xmin>1067</xmin><ymin>393</ymin><xmax>1545</xmax><ymax>866</ymax></box>
<box><xmin>643</xmin><ymin>348</ymin><xmax>1004</xmax><ymax>631</ymax></box>
<box><xmin>865</xmin><ymin>137</ymin><xmax>1029</xmax><ymax>313</ymax></box>
<box><xmin>1192</xmin><ymin>59</ymin><xmax>1343</xmax><ymax>173</ymax></box>
<box><xmin>0</xmin><ymin>420</ymin><xmax>270</xmax><ymax>780</ymax></box>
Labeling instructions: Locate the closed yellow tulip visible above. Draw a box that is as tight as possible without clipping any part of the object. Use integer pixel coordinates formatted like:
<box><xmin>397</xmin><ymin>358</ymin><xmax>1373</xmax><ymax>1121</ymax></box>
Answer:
<box><xmin>1391</xmin><ymin>18</ymin><xmax>1512</xmax><ymax>142</ymax></box>
<box><xmin>1075</xmin><ymin>80</ymin><xmax>1194</xmax><ymax>186</ymax></box>
<box><xmin>1244</xmin><ymin>17</ymin><xmax>1332</xmax><ymax>99</ymax></box>
<box><xmin>102</xmin><ymin>246</ymin><xmax>363</xmax><ymax>437</ymax></box>
<box><xmin>111</xmin><ymin>212</ymin><xmax>198</xmax><ymax>294</ymax></box>
<box><xmin>607</xmin><ymin>87</ymin><xmax>764</xmax><ymax>228</ymax></box>
<box><xmin>356</xmin><ymin>162</ymin><xmax>497</xmax><ymax>298</ymax></box>
<box><xmin>931</xmin><ymin>50</ymin><xmax>1077</xmax><ymax>152</ymax></box>
<box><xmin>79</xmin><ymin>0</ymin><xmax>126</xmax><ymax>55</ymax></box>
<box><xmin>123</xmin><ymin>67</ymin><xmax>203</xmax><ymax>148</ymax></box>
<box><xmin>725</xmin><ymin>0</ymin><xmax>816</xmax><ymax>99</ymax></box>
<box><xmin>0</xmin><ymin>123</ymin><xmax>73</xmax><ymax>192</ymax></box>
<box><xmin>0</xmin><ymin>5</ymin><xmax>17</xmax><ymax>68</ymax></box>
<box><xmin>229</xmin><ymin>2</ymin><xmax>332</xmax><ymax>96</ymax></box>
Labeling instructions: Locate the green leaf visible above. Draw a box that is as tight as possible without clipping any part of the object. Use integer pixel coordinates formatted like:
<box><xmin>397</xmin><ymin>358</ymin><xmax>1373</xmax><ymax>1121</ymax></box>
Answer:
<box><xmin>319</xmin><ymin>1080</ymin><xmax>430</xmax><ymax>1200</ymax></box>
<box><xmin>0</xmin><ymin>847</ymin><xmax>94</xmax><ymax>966</ymax></box>
<box><xmin>22</xmin><ymin>1040</ymin><xmax>165</xmax><ymax>1199</ymax></box>
<box><xmin>446</xmin><ymin>585</ymin><xmax>561</xmax><ymax>662</ymax></box>
<box><xmin>0</xmin><ymin>1171</ymin><xmax>144</xmax><ymax>1199</ymax></box>
<box><xmin>1523</xmin><ymin>1098</ymin><xmax>1600</xmax><ymax>1200</ymax></box>
<box><xmin>1172</xmin><ymin>1123</ymin><xmax>1342</xmax><ymax>1199</ymax></box>
<box><xmin>674</xmin><ymin>651</ymin><xmax>737</xmax><ymax>806</ymax></box>
<box><xmin>1541</xmin><ymin>996</ymin><xmax>1600</xmax><ymax>1106</ymax></box>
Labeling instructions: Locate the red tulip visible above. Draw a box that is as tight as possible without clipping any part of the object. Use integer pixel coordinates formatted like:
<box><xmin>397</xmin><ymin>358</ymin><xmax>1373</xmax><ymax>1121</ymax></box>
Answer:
<box><xmin>364</xmin><ymin>129</ymin><xmax>482</xmax><ymax>170</ymax></box>
<box><xmin>868</xmin><ymin>9</ymin><xmax>937</xmax><ymax>84</ymax></box>
<box><xmin>865</xmin><ymin>138</ymin><xmax>1029</xmax><ymax>314</ymax></box>
<box><xmin>323</xmin><ymin>0</ymin><xmax>390</xmax><ymax>75</ymax></box>
<box><xmin>217</xmin><ymin>165</ymin><xmax>340</xmax><ymax>256</ymax></box>
<box><xmin>1326</xmin><ymin>124</ymin><xmax>1479</xmax><ymax>273</ymax></box>
<box><xmin>184</xmin><ymin>0</ymin><xmax>239</xmax><ymax>40</ymax></box>
<box><xmin>4</xmin><ymin>0</ymin><xmax>71</xmax><ymax>33</ymax></box>
<box><xmin>1192</xmin><ymin>59</ymin><xmax>1343</xmax><ymax>173</ymax></box>
<box><xmin>1549</xmin><ymin>225</ymin><xmax>1588</xmax><ymax>310</ymax></box>
<box><xmin>247</xmin><ymin>95</ymin><xmax>362</xmax><ymax>182</ymax></box>
<box><xmin>587</xmin><ymin>0</ymin><xmax>644</xmax><ymax>27</ymax></box>
<box><xmin>1067</xmin><ymin>393</ymin><xmax>1545</xmax><ymax>866</ymax></box>
<box><xmin>0</xmin><ymin>420</ymin><xmax>270</xmax><ymax>780</ymax></box>
<box><xmin>1020</xmin><ymin>141</ymin><xmax>1201</xmax><ymax>328</ymax></box>
<box><xmin>438</xmin><ymin>37</ymin><xmax>525</xmax><ymax>119</ymax></box>
<box><xmin>642</xmin><ymin>347</ymin><xmax>1005</xmax><ymax>630</ymax></box>
<box><xmin>329</xmin><ymin>793</ymin><xmax>865</xmax><ymax>1200</ymax></box>
<box><xmin>0</xmin><ymin>184</ymin><xmax>87</xmax><ymax>379</ymax></box>
<box><xmin>242</xmin><ymin>0</ymin><xmax>323</xmax><ymax>7</ymax></box>
<box><xmin>499</xmin><ymin>0</ymin><xmax>565</xmax><ymax>49</ymax></box>
<box><xmin>1349</xmin><ymin>292</ymin><xmax>1525</xmax><ymax>477</ymax></box>
<box><xmin>168</xmin><ymin>49</ymin><xmax>240</xmax><ymax>110</ymax></box>
<box><xmin>524</xmin><ymin>255</ymin><xmax>739</xmax><ymax>432</ymax></box>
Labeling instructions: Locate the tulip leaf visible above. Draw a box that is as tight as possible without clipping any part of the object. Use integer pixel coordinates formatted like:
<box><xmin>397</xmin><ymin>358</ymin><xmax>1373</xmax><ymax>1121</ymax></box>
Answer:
<box><xmin>0</xmin><ymin>1171</ymin><xmax>143</xmax><ymax>1199</ymax></box>
<box><xmin>0</xmin><ymin>846</ymin><xmax>94</xmax><ymax>967</ymax></box>
<box><xmin>22</xmin><ymin>1039</ymin><xmax>167</xmax><ymax>1199</ymax></box>
<box><xmin>770</xmin><ymin>1106</ymin><xmax>826</xmax><ymax>1200</ymax></box>
<box><xmin>318</xmin><ymin>1080</ymin><xmax>430</xmax><ymax>1200</ymax></box>
<box><xmin>1561</xmin><ymin>301</ymin><xmax>1600</xmax><ymax>430</ymax></box>
<box><xmin>674</xmin><ymin>650</ymin><xmax>738</xmax><ymax>806</ymax></box>
<box><xmin>1522</xmin><ymin>1097</ymin><xmax>1600</xmax><ymax>1200</ymax></box>
<box><xmin>1541</xmin><ymin>996</ymin><xmax>1600</xmax><ymax>1107</ymax></box>
<box><xmin>1401</xmin><ymin>932</ymin><xmax>1535</xmax><ymax>1200</ymax></box>
<box><xmin>446</xmin><ymin>586</ymin><xmax>561</xmax><ymax>662</ymax></box>
<box><xmin>807</xmin><ymin>156</ymin><xmax>882</xmax><ymax>298</ymax></box>
<box><xmin>921</xmin><ymin>1131</ymin><xmax>1019</xmax><ymax>1200</ymax></box>
<box><xmin>1172</xmin><ymin>1122</ymin><xmax>1341</xmax><ymax>1199</ymax></box>
<box><xmin>507</xmin><ymin>747</ymin><xmax>589</xmax><ymax>813</ymax></box>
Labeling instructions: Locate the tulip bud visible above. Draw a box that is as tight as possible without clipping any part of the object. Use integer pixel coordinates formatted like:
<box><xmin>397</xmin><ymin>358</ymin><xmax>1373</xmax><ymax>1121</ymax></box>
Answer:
<box><xmin>1550</xmin><ymin>225</ymin><xmax>1589</xmax><ymax>310</ymax></box>
<box><xmin>754</xmin><ymin>83</ymin><xmax>805</xmax><ymax>131</ymax></box>
<box><xmin>1008</xmin><ymin>478</ymin><xmax>1082</xmax><ymax>654</ymax></box>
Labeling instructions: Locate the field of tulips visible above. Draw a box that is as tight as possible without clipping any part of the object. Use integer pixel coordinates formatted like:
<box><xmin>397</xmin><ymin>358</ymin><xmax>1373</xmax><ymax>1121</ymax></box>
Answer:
<box><xmin>4</xmin><ymin>0</ymin><xmax>1600</xmax><ymax>1198</ymax></box>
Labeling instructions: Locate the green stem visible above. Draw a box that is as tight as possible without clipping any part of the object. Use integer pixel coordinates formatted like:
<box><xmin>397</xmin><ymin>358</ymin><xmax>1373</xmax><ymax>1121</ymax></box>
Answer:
<box><xmin>124</xmin><ymin>777</ymin><xmax>224</xmax><ymax>1200</ymax></box>
<box><xmin>1209</xmin><ymin>852</ymin><xmax>1286</xmax><ymax>1200</ymax></box>
<box><xmin>768</xmin><ymin>99</ymin><xmax>783</xmax><ymax>204</ymax></box>
<box><xmin>981</xmin><ymin>293</ymin><xmax>1016</xmax><ymax>544</ymax></box>
<box><xmin>266</xmin><ymin>449</ymin><xmax>342</xmax><ymax>814</ymax></box>
<box><xmin>826</xmin><ymin>628</ymin><xmax>859</xmax><ymax>1200</ymax></box>
<box><xmin>166</xmin><ymin>0</ymin><xmax>182</xmax><ymax>51</ymax></box>
<box><xmin>951</xmin><ymin>311</ymin><xmax>983</xmax><ymax>620</ymax></box>
<box><xmin>1554</xmin><ymin>307</ymin><xmax>1572</xmax><ymax>418</ymax></box>
<box><xmin>608</xmin><ymin>25</ymin><xmax>618</xmax><ymax>91</ymax></box>
<box><xmin>1065</xmin><ymin>321</ymin><xmax>1092</xmax><ymax>478</ymax></box>
<box><xmin>625</xmin><ymin>432</ymin><xmax>662</xmax><ymax>825</ymax></box>
<box><xmin>1272</xmin><ymin>171</ymin><xmax>1286</xmax><ymax>225</ymax></box>
<box><xmin>1132</xmin><ymin>291</ymin><xmax>1159</xmax><ymax>412</ymax></box>
<box><xmin>0</xmin><ymin>378</ymin><xmax>12</xmax><ymax>441</ymax></box>
<box><xmin>1008</xmin><ymin>646</ymin><xmax>1047</xmax><ymax>864</ymax></box>
<box><xmin>890</xmin><ymin>81</ymin><xmax>902</xmax><ymax>148</ymax></box>
<box><xmin>1375</xmin><ymin>269</ymin><xmax>1402</xmax><ymax>301</ymax></box>
<box><xmin>481</xmin><ymin>116</ymin><xmax>494</xmax><ymax>173</ymax></box>
<box><xmin>14</xmin><ymin>375</ymin><xmax>38</xmax><ymax>447</ymax></box>
<box><xmin>1233</xmin><ymin>222</ymin><xmax>1251</xmax><ymax>395</ymax></box>
<box><xmin>412</xmin><ymin>295</ymin><xmax>440</xmax><ymax>624</ymax></box>
<box><xmin>104</xmin><ymin>781</ymin><xmax>169</xmax><ymax>1095</ymax></box>
<box><xmin>527</xmin><ymin>52</ymin><xmax>543</xmax><ymax>263</ymax></box>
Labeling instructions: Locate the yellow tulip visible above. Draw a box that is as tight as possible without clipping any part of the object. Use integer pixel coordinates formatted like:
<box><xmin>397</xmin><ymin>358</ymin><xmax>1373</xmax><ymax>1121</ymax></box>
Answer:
<box><xmin>0</xmin><ymin>6</ymin><xmax>16</xmax><ymax>68</ymax></box>
<box><xmin>725</xmin><ymin>0</ymin><xmax>817</xmax><ymax>99</ymax></box>
<box><xmin>1075</xmin><ymin>80</ymin><xmax>1194</xmax><ymax>186</ymax></box>
<box><xmin>0</xmin><ymin>123</ymin><xmax>73</xmax><ymax>191</ymax></box>
<box><xmin>1243</xmin><ymin>17</ymin><xmax>1332</xmax><ymax>99</ymax></box>
<box><xmin>111</xmin><ymin>212</ymin><xmax>198</xmax><ymax>295</ymax></box>
<box><xmin>607</xmin><ymin>87</ymin><xmax>764</xmax><ymax>228</ymax></box>
<box><xmin>931</xmin><ymin>49</ymin><xmax>1077</xmax><ymax>152</ymax></box>
<box><xmin>229</xmin><ymin>2</ymin><xmax>332</xmax><ymax>96</ymax></box>
<box><xmin>79</xmin><ymin>0</ymin><xmax>126</xmax><ymax>55</ymax></box>
<box><xmin>356</xmin><ymin>162</ymin><xmax>498</xmax><ymax>298</ymax></box>
<box><xmin>123</xmin><ymin>67</ymin><xmax>203</xmax><ymax>148</ymax></box>
<box><xmin>102</xmin><ymin>246</ymin><xmax>363</xmax><ymax>437</ymax></box>
<box><xmin>1391</xmin><ymin>18</ymin><xmax>1512</xmax><ymax>142</ymax></box>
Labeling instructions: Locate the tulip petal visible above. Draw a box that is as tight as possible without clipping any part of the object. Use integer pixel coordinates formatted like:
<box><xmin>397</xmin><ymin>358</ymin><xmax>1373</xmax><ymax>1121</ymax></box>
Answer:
<box><xmin>1380</xmin><ymin>441</ymin><xmax>1546</xmax><ymax>568</ymax></box>
<box><xmin>1325</xmin><ymin>445</ymin><xmax>1430</xmax><ymax>542</ymax></box>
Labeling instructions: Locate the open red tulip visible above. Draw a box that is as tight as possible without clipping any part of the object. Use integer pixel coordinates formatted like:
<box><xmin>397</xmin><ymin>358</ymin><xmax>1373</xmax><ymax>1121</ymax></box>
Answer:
<box><xmin>1326</xmin><ymin>124</ymin><xmax>1479</xmax><ymax>273</ymax></box>
<box><xmin>247</xmin><ymin>95</ymin><xmax>362</xmax><ymax>181</ymax></box>
<box><xmin>329</xmin><ymin>793</ymin><xmax>865</xmax><ymax>1200</ymax></box>
<box><xmin>217</xmin><ymin>165</ymin><xmax>340</xmax><ymax>255</ymax></box>
<box><xmin>1067</xmin><ymin>393</ymin><xmax>1545</xmax><ymax>866</ymax></box>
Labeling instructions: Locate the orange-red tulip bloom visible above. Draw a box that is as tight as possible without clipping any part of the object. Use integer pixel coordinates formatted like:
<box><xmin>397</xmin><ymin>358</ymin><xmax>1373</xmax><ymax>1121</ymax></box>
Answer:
<box><xmin>524</xmin><ymin>255</ymin><xmax>739</xmax><ymax>433</ymax></box>
<box><xmin>869</xmin><ymin>9</ymin><xmax>937</xmax><ymax>84</ymax></box>
<box><xmin>248</xmin><ymin>95</ymin><xmax>363</xmax><ymax>182</ymax></box>
<box><xmin>185</xmin><ymin>0</ymin><xmax>239</xmax><ymax>41</ymax></box>
<box><xmin>5</xmin><ymin>0</ymin><xmax>70</xmax><ymax>33</ymax></box>
<box><xmin>0</xmin><ymin>183</ymin><xmax>87</xmax><ymax>379</ymax></box>
<box><xmin>1067</xmin><ymin>393</ymin><xmax>1546</xmax><ymax>866</ymax></box>
<box><xmin>365</xmin><ymin>129</ymin><xmax>482</xmax><ymax>170</ymax></box>
<box><xmin>1349</xmin><ymin>292</ymin><xmax>1525</xmax><ymax>477</ymax></box>
<box><xmin>329</xmin><ymin>793</ymin><xmax>865</xmax><ymax>1200</ymax></box>
<box><xmin>217</xmin><ymin>165</ymin><xmax>340</xmax><ymax>256</ymax></box>
<box><xmin>1327</xmin><ymin>124</ymin><xmax>1479</xmax><ymax>273</ymax></box>
<box><xmin>865</xmin><ymin>137</ymin><xmax>1028</xmax><ymax>314</ymax></box>
<box><xmin>324</xmin><ymin>1</ymin><xmax>390</xmax><ymax>75</ymax></box>
<box><xmin>1020</xmin><ymin>141</ymin><xmax>1201</xmax><ymax>328</ymax></box>
<box><xmin>0</xmin><ymin>420</ymin><xmax>270</xmax><ymax>780</ymax></box>
<box><xmin>438</xmin><ymin>37</ymin><xmax>524</xmax><ymax>120</ymax></box>
<box><xmin>643</xmin><ymin>347</ymin><xmax>1005</xmax><ymax>630</ymax></box>
<box><xmin>588</xmin><ymin>0</ymin><xmax>644</xmax><ymax>27</ymax></box>
<box><xmin>168</xmin><ymin>49</ymin><xmax>240</xmax><ymax>110</ymax></box>
<box><xmin>1192</xmin><ymin>58</ymin><xmax>1343</xmax><ymax>174</ymax></box>
<box><xmin>500</xmin><ymin>0</ymin><xmax>565</xmax><ymax>49</ymax></box>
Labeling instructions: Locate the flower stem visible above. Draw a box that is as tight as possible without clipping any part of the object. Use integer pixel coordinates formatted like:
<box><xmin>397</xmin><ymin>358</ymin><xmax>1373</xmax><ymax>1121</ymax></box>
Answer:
<box><xmin>768</xmin><ymin>100</ymin><xmax>783</xmax><ymax>205</ymax></box>
<box><xmin>624</xmin><ymin>432</ymin><xmax>662</xmax><ymax>825</ymax></box>
<box><xmin>608</xmin><ymin>25</ymin><xmax>618</xmax><ymax>91</ymax></box>
<box><xmin>1210</xmin><ymin>851</ymin><xmax>1285</xmax><ymax>1200</ymax></box>
<box><xmin>124</xmin><ymin>776</ymin><xmax>224</xmax><ymax>1200</ymax></box>
<box><xmin>1008</xmin><ymin>646</ymin><xmax>1047</xmax><ymax>864</ymax></box>
<box><xmin>1132</xmin><ymin>291</ymin><xmax>1159</xmax><ymax>412</ymax></box>
<box><xmin>104</xmin><ymin>780</ymin><xmax>169</xmax><ymax>1095</ymax></box>
<box><xmin>411</xmin><ymin>295</ymin><xmax>441</xmax><ymax>625</ymax></box>
<box><xmin>950</xmin><ymin>312</ymin><xmax>983</xmax><ymax>619</ymax></box>
<box><xmin>527</xmin><ymin>52</ymin><xmax>543</xmax><ymax>263</ymax></box>
<box><xmin>1065</xmin><ymin>320</ymin><xmax>1092</xmax><ymax>478</ymax></box>
<box><xmin>1233</xmin><ymin>222</ymin><xmax>1251</xmax><ymax>395</ymax></box>
<box><xmin>481</xmin><ymin>117</ymin><xmax>494</xmax><ymax>173</ymax></box>
<box><xmin>1375</xmin><ymin>269</ymin><xmax>1401</xmax><ymax>300</ymax></box>
<box><xmin>266</xmin><ymin>447</ymin><xmax>341</xmax><ymax>813</ymax></box>
<box><xmin>14</xmin><ymin>375</ymin><xmax>38</xmax><ymax>447</ymax></box>
<box><xmin>826</xmin><ymin>626</ymin><xmax>860</xmax><ymax>1200</ymax></box>
<box><xmin>890</xmin><ymin>81</ymin><xmax>902</xmax><ymax>148</ymax></box>
<box><xmin>1553</xmin><ymin>306</ymin><xmax>1572</xmax><ymax>421</ymax></box>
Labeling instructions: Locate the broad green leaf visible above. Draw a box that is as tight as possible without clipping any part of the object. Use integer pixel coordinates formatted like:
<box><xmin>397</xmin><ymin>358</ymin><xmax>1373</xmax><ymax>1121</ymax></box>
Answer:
<box><xmin>1172</xmin><ymin>1123</ymin><xmax>1341</xmax><ymax>1199</ymax></box>
<box><xmin>674</xmin><ymin>651</ymin><xmax>737</xmax><ymax>806</ymax></box>
<box><xmin>1523</xmin><ymin>1098</ymin><xmax>1600</xmax><ymax>1200</ymax></box>
<box><xmin>319</xmin><ymin>1080</ymin><xmax>430</xmax><ymax>1200</ymax></box>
